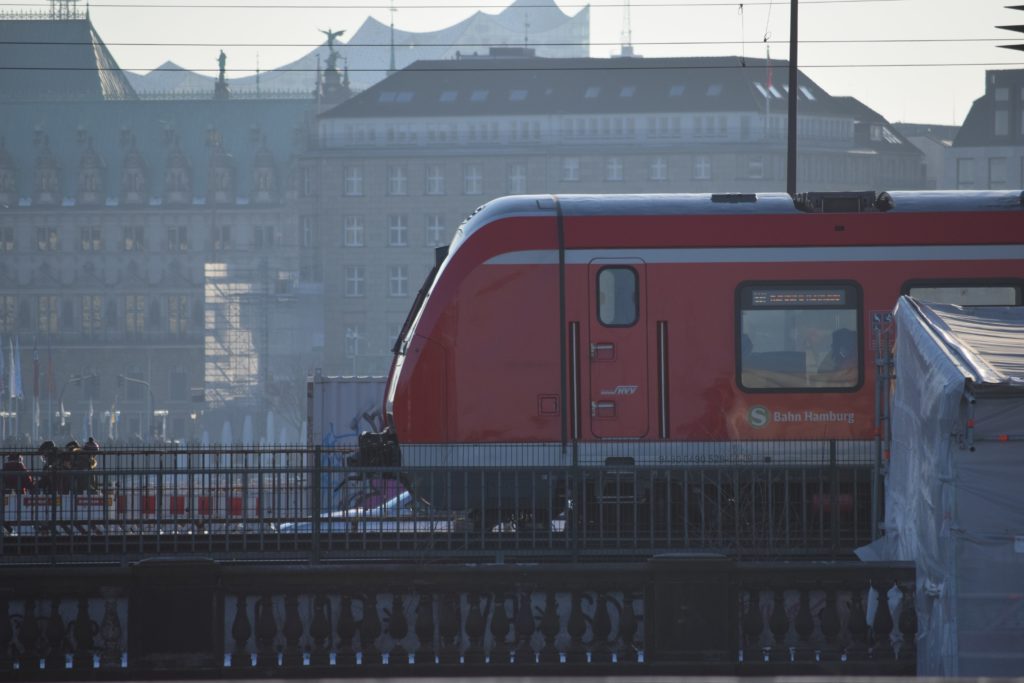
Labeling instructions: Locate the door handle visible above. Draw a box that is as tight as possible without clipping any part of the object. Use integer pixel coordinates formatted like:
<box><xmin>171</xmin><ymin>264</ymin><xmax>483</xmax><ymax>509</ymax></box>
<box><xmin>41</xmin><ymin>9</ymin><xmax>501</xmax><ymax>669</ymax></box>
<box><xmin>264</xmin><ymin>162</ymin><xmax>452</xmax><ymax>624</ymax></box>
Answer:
<box><xmin>591</xmin><ymin>401</ymin><xmax>616</xmax><ymax>418</ymax></box>
<box><xmin>590</xmin><ymin>342</ymin><xmax>615</xmax><ymax>360</ymax></box>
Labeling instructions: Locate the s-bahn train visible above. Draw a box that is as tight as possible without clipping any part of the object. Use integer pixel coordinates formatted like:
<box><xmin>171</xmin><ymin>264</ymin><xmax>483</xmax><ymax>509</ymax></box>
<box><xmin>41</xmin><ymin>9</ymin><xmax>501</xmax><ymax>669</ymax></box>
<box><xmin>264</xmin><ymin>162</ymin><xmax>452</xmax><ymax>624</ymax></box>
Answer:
<box><xmin>359</xmin><ymin>190</ymin><xmax>1024</xmax><ymax>518</ymax></box>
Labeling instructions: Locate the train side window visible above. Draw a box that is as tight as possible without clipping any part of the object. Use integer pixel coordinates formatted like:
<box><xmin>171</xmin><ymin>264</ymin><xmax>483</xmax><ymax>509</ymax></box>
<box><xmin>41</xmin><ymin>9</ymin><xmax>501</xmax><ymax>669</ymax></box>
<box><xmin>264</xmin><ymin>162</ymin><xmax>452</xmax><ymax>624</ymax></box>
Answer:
<box><xmin>905</xmin><ymin>282</ymin><xmax>1021</xmax><ymax>306</ymax></box>
<box><xmin>738</xmin><ymin>283</ymin><xmax>861</xmax><ymax>391</ymax></box>
<box><xmin>597</xmin><ymin>267</ymin><xmax>638</xmax><ymax>326</ymax></box>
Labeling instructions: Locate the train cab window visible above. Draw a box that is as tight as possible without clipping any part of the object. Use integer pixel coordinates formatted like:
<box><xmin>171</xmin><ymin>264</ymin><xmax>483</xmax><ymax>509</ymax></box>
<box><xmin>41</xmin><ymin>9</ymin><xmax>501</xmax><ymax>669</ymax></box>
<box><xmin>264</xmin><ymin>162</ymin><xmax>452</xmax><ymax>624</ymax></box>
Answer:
<box><xmin>597</xmin><ymin>267</ymin><xmax>638</xmax><ymax>326</ymax></box>
<box><xmin>905</xmin><ymin>283</ymin><xmax>1021</xmax><ymax>306</ymax></box>
<box><xmin>738</xmin><ymin>283</ymin><xmax>861</xmax><ymax>391</ymax></box>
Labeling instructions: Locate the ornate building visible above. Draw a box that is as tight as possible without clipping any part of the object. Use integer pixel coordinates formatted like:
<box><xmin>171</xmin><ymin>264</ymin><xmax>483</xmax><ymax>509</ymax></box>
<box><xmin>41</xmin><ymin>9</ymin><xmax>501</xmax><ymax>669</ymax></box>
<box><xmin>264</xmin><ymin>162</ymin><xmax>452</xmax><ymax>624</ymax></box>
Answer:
<box><xmin>0</xmin><ymin>12</ymin><xmax>326</xmax><ymax>444</ymax></box>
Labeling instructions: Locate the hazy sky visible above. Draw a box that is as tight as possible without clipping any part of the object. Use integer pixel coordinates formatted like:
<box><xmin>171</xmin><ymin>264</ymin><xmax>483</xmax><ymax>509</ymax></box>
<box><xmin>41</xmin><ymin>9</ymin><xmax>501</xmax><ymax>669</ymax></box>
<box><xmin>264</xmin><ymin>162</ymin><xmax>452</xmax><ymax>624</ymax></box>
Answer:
<box><xmin>79</xmin><ymin>0</ymin><xmax>1024</xmax><ymax>125</ymax></box>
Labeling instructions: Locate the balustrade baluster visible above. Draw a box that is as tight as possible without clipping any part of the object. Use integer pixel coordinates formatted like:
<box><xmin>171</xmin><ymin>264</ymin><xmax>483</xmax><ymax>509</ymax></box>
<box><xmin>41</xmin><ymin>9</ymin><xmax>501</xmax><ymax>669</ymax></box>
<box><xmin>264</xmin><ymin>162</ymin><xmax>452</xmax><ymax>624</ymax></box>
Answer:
<box><xmin>463</xmin><ymin>592</ymin><xmax>486</xmax><ymax>664</ymax></box>
<box><xmin>897</xmin><ymin>583</ymin><xmax>917</xmax><ymax>662</ymax></box>
<box><xmin>565</xmin><ymin>591</ymin><xmax>587</xmax><ymax>663</ymax></box>
<box><xmin>870</xmin><ymin>580</ymin><xmax>894</xmax><ymax>660</ymax></box>
<box><xmin>488</xmin><ymin>592</ymin><xmax>511</xmax><ymax>664</ymax></box>
<box><xmin>44</xmin><ymin>598</ymin><xmax>65</xmax><ymax>669</ymax></box>
<box><xmin>281</xmin><ymin>593</ymin><xmax>303</xmax><ymax>666</ymax></box>
<box><xmin>846</xmin><ymin>584</ymin><xmax>869</xmax><ymax>661</ymax></box>
<box><xmin>254</xmin><ymin>593</ymin><xmax>278</xmax><ymax>666</ymax></box>
<box><xmin>0</xmin><ymin>598</ymin><xmax>14</xmax><ymax>669</ymax></box>
<box><xmin>308</xmin><ymin>594</ymin><xmax>331</xmax><ymax>666</ymax></box>
<box><xmin>414</xmin><ymin>592</ymin><xmax>435</xmax><ymax>665</ymax></box>
<box><xmin>819</xmin><ymin>586</ymin><xmax>841</xmax><ymax>661</ymax></box>
<box><xmin>537</xmin><ymin>591</ymin><xmax>561</xmax><ymax>663</ymax></box>
<box><xmin>18</xmin><ymin>598</ymin><xmax>41</xmax><ymax>668</ymax></box>
<box><xmin>794</xmin><ymin>588</ymin><xmax>815</xmax><ymax>661</ymax></box>
<box><xmin>387</xmin><ymin>593</ymin><xmax>409</xmax><ymax>664</ymax></box>
<box><xmin>768</xmin><ymin>588</ymin><xmax>790</xmax><ymax>662</ymax></box>
<box><xmin>589</xmin><ymin>592</ymin><xmax>613</xmax><ymax>663</ymax></box>
<box><xmin>230</xmin><ymin>595</ymin><xmax>251</xmax><ymax>666</ymax></box>
<box><xmin>70</xmin><ymin>597</ymin><xmax>98</xmax><ymax>669</ymax></box>
<box><xmin>513</xmin><ymin>590</ymin><xmax>535</xmax><ymax>665</ymax></box>
<box><xmin>335</xmin><ymin>594</ymin><xmax>357</xmax><ymax>665</ymax></box>
<box><xmin>618</xmin><ymin>591</ymin><xmax>640</xmax><ymax>663</ymax></box>
<box><xmin>98</xmin><ymin>598</ymin><xmax>122</xmax><ymax>669</ymax></box>
<box><xmin>740</xmin><ymin>586</ymin><xmax>763</xmax><ymax>661</ymax></box>
<box><xmin>358</xmin><ymin>593</ymin><xmax>382</xmax><ymax>665</ymax></box>
<box><xmin>436</xmin><ymin>592</ymin><xmax>461</xmax><ymax>664</ymax></box>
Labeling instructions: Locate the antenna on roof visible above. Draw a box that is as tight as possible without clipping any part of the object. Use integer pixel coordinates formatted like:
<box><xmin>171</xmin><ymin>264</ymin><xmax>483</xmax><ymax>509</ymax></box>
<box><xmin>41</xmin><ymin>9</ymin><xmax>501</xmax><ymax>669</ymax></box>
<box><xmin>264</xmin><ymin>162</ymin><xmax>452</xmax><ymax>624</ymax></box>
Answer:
<box><xmin>388</xmin><ymin>0</ymin><xmax>397</xmax><ymax>75</ymax></box>
<box><xmin>619</xmin><ymin>0</ymin><xmax>634</xmax><ymax>57</ymax></box>
<box><xmin>523</xmin><ymin>12</ymin><xmax>530</xmax><ymax>48</ymax></box>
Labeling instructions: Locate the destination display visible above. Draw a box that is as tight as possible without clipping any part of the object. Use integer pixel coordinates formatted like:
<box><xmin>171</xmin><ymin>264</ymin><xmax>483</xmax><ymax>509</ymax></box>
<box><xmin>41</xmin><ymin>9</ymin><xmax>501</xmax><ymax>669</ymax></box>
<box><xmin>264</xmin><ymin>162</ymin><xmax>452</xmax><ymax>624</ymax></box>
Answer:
<box><xmin>750</xmin><ymin>288</ymin><xmax>848</xmax><ymax>307</ymax></box>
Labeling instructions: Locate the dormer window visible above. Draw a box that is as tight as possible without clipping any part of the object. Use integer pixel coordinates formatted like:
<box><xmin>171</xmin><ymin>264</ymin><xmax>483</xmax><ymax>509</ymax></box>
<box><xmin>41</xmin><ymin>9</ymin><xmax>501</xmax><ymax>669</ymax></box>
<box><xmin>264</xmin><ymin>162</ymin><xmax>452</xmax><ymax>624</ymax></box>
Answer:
<box><xmin>706</xmin><ymin>84</ymin><xmax>723</xmax><ymax>97</ymax></box>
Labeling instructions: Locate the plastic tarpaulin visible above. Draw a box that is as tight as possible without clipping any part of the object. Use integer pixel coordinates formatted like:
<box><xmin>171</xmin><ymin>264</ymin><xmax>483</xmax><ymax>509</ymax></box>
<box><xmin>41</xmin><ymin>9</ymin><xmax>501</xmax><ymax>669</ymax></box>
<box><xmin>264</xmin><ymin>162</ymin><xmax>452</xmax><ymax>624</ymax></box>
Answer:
<box><xmin>880</xmin><ymin>297</ymin><xmax>1024</xmax><ymax>675</ymax></box>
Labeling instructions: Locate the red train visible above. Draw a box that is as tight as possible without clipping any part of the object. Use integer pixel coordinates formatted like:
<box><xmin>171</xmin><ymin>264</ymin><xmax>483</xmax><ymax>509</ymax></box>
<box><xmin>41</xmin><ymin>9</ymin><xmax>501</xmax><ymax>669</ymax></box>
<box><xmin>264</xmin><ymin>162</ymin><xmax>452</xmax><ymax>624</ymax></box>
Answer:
<box><xmin>359</xmin><ymin>190</ymin><xmax>1024</xmax><ymax>515</ymax></box>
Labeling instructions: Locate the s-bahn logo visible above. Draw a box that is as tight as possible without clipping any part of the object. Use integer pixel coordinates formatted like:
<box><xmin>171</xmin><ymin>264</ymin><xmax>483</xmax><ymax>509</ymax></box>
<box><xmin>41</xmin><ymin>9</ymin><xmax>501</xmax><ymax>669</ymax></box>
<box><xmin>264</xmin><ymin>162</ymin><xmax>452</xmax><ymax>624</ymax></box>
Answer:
<box><xmin>748</xmin><ymin>405</ymin><xmax>770</xmax><ymax>429</ymax></box>
<box><xmin>600</xmin><ymin>385</ymin><xmax>639</xmax><ymax>396</ymax></box>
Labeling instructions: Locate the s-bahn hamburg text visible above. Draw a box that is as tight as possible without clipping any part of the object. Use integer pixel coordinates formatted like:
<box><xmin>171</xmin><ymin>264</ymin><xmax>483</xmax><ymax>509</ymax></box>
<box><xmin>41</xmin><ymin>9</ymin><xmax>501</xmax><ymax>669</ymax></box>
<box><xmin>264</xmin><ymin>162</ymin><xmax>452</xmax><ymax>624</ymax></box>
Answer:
<box><xmin>354</xmin><ymin>190</ymin><xmax>1024</xmax><ymax>521</ymax></box>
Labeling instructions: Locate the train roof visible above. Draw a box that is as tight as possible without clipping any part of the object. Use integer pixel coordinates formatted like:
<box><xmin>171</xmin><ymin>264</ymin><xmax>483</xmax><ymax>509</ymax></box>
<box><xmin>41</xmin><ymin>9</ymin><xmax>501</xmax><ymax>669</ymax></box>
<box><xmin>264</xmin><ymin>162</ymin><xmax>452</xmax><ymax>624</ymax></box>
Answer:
<box><xmin>450</xmin><ymin>190</ymin><xmax>1024</xmax><ymax>253</ymax></box>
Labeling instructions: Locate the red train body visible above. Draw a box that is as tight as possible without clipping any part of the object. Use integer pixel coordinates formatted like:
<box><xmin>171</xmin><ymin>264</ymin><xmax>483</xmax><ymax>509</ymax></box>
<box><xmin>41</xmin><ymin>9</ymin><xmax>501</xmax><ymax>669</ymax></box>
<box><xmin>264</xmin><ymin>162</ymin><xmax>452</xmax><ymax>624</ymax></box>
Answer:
<box><xmin>366</xmin><ymin>190</ymin><xmax>1024</xmax><ymax>512</ymax></box>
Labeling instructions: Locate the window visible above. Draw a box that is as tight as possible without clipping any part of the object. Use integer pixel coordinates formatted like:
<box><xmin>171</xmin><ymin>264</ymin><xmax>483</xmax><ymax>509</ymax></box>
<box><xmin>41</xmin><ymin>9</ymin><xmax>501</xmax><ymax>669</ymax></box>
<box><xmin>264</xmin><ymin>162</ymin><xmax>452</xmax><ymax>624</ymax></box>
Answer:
<box><xmin>37</xmin><ymin>295</ymin><xmax>58</xmax><ymax>334</ymax></box>
<box><xmin>301</xmin><ymin>215</ymin><xmax>318</xmax><ymax>248</ymax></box>
<box><xmin>168</xmin><ymin>295</ymin><xmax>188</xmax><ymax>335</ymax></box>
<box><xmin>619</xmin><ymin>85</ymin><xmax>636</xmax><ymax>98</ymax></box>
<box><xmin>388</xmin><ymin>214</ymin><xmax>408</xmax><ymax>246</ymax></box>
<box><xmin>425</xmin><ymin>214</ymin><xmax>446</xmax><ymax>247</ymax></box>
<box><xmin>470</xmin><ymin>89</ymin><xmax>489</xmax><ymax>102</ymax></box>
<box><xmin>463</xmin><ymin>164</ymin><xmax>482</xmax><ymax>195</ymax></box>
<box><xmin>509</xmin><ymin>89</ymin><xmax>528</xmax><ymax>101</ymax></box>
<box><xmin>562</xmin><ymin>157</ymin><xmax>580</xmax><ymax>182</ymax></box>
<box><xmin>123</xmin><ymin>225</ymin><xmax>144</xmax><ymax>251</ymax></box>
<box><xmin>995</xmin><ymin>87</ymin><xmax>1010</xmax><ymax>102</ymax></box>
<box><xmin>253</xmin><ymin>225</ymin><xmax>274</xmax><ymax>249</ymax></box>
<box><xmin>508</xmin><ymin>163</ymin><xmax>527</xmax><ymax>193</ymax></box>
<box><xmin>82</xmin><ymin>295</ymin><xmax>103</xmax><ymax>336</ymax></box>
<box><xmin>995</xmin><ymin>110</ymin><xmax>1009</xmax><ymax>136</ymax></box>
<box><xmin>213</xmin><ymin>225</ymin><xmax>231</xmax><ymax>250</ymax></box>
<box><xmin>167</xmin><ymin>226</ymin><xmax>188</xmax><ymax>252</ymax></box>
<box><xmin>0</xmin><ymin>226</ymin><xmax>13</xmax><ymax>252</ymax></box>
<box><xmin>439</xmin><ymin>90</ymin><xmax>457</xmax><ymax>103</ymax></box>
<box><xmin>425</xmin><ymin>164</ymin><xmax>445</xmax><ymax>195</ymax></box>
<box><xmin>125</xmin><ymin>295</ymin><xmax>145</xmax><ymax>334</ymax></box>
<box><xmin>956</xmin><ymin>158</ymin><xmax>974</xmax><ymax>189</ymax></box>
<box><xmin>605</xmin><ymin>157</ymin><xmax>624</xmax><ymax>182</ymax></box>
<box><xmin>989</xmin><ymin>157</ymin><xmax>1008</xmax><ymax>189</ymax></box>
<box><xmin>343</xmin><ymin>216</ymin><xmax>364</xmax><ymax>247</ymax></box>
<box><xmin>389</xmin><ymin>265</ymin><xmax>409</xmax><ymax>297</ymax></box>
<box><xmin>584</xmin><ymin>86</ymin><xmax>600</xmax><ymax>98</ymax></box>
<box><xmin>693</xmin><ymin>155</ymin><xmax>712</xmax><ymax>180</ymax></box>
<box><xmin>344</xmin><ymin>326</ymin><xmax>362</xmax><ymax>357</ymax></box>
<box><xmin>344</xmin><ymin>167</ymin><xmax>363</xmax><ymax>196</ymax></box>
<box><xmin>748</xmin><ymin>156</ymin><xmax>765</xmax><ymax>179</ymax></box>
<box><xmin>706</xmin><ymin>84</ymin><xmax>722</xmax><ymax>96</ymax></box>
<box><xmin>61</xmin><ymin>300</ymin><xmax>74</xmax><ymax>332</ymax></box>
<box><xmin>906</xmin><ymin>282</ymin><xmax>1020</xmax><ymax>305</ymax></box>
<box><xmin>345</xmin><ymin>267</ymin><xmax>364</xmax><ymax>297</ymax></box>
<box><xmin>648</xmin><ymin>157</ymin><xmax>668</xmax><ymax>181</ymax></box>
<box><xmin>387</xmin><ymin>165</ymin><xmax>407</xmax><ymax>195</ymax></box>
<box><xmin>301</xmin><ymin>167</ymin><xmax>313</xmax><ymax>197</ymax></box>
<box><xmin>669</xmin><ymin>84</ymin><xmax>685</xmax><ymax>97</ymax></box>
<box><xmin>738</xmin><ymin>283</ymin><xmax>861</xmax><ymax>391</ymax></box>
<box><xmin>36</xmin><ymin>227</ymin><xmax>58</xmax><ymax>251</ymax></box>
<box><xmin>597</xmin><ymin>267</ymin><xmax>638</xmax><ymax>327</ymax></box>
<box><xmin>0</xmin><ymin>295</ymin><xmax>15</xmax><ymax>332</ymax></box>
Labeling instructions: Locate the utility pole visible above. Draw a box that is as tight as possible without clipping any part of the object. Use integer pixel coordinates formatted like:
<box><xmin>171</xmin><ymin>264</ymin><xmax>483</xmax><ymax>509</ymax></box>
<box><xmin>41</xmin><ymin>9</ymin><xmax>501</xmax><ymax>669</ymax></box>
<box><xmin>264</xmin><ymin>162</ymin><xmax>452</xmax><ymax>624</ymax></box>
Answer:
<box><xmin>786</xmin><ymin>0</ymin><xmax>799</xmax><ymax>196</ymax></box>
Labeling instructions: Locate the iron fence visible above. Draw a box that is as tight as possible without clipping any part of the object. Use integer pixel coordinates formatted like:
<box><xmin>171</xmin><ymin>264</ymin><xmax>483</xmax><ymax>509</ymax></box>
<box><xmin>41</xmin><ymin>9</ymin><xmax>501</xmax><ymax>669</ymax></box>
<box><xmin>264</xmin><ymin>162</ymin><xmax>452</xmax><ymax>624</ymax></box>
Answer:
<box><xmin>0</xmin><ymin>440</ymin><xmax>879</xmax><ymax>564</ymax></box>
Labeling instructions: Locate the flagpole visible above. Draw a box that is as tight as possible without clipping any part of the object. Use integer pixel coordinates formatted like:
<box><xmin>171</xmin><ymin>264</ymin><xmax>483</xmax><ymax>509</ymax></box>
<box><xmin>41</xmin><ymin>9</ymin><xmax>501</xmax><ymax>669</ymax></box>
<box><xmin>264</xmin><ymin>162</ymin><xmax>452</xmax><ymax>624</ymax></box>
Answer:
<box><xmin>786</xmin><ymin>0</ymin><xmax>799</xmax><ymax>196</ymax></box>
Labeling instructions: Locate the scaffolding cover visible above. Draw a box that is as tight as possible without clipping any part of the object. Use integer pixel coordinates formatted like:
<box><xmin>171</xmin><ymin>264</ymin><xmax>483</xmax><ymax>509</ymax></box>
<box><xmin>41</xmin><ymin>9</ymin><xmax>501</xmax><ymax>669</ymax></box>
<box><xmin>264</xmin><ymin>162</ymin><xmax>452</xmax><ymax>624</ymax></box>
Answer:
<box><xmin>881</xmin><ymin>296</ymin><xmax>1024</xmax><ymax>675</ymax></box>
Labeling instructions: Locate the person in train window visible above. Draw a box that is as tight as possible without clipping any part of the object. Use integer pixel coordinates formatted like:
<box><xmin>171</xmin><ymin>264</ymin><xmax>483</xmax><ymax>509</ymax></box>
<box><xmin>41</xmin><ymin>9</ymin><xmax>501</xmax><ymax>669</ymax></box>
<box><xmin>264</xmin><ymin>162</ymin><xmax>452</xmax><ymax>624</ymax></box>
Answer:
<box><xmin>816</xmin><ymin>328</ymin><xmax>858</xmax><ymax>385</ymax></box>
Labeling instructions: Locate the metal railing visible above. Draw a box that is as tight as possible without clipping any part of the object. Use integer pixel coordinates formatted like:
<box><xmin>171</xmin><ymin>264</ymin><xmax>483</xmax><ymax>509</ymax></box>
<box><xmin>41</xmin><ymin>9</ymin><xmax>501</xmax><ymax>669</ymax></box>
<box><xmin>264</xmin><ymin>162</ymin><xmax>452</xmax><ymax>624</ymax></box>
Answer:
<box><xmin>0</xmin><ymin>440</ymin><xmax>877</xmax><ymax>564</ymax></box>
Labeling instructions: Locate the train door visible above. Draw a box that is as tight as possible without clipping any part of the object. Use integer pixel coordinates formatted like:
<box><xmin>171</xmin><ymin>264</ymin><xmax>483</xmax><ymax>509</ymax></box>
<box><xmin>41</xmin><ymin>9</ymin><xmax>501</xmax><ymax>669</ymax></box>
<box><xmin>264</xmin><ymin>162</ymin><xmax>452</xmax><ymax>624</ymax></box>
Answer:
<box><xmin>587</xmin><ymin>260</ymin><xmax>649</xmax><ymax>438</ymax></box>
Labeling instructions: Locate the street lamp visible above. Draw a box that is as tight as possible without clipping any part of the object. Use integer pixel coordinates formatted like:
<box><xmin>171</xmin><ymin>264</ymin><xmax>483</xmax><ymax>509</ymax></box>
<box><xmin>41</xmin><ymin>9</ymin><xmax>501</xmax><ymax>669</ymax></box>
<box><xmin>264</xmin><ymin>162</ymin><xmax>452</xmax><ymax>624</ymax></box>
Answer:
<box><xmin>153</xmin><ymin>409</ymin><xmax>169</xmax><ymax>443</ymax></box>
<box><xmin>0</xmin><ymin>410</ymin><xmax>15</xmax><ymax>439</ymax></box>
<box><xmin>118</xmin><ymin>374</ymin><xmax>155</xmax><ymax>442</ymax></box>
<box><xmin>58</xmin><ymin>372</ymin><xmax>98</xmax><ymax>431</ymax></box>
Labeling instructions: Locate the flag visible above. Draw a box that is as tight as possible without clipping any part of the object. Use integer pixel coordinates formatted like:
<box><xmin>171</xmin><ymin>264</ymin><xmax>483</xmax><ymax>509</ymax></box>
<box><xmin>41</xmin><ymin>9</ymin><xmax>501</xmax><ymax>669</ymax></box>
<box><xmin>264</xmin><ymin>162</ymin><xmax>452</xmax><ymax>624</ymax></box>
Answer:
<box><xmin>46</xmin><ymin>345</ymin><xmax>55</xmax><ymax>397</ymax></box>
<box><xmin>7</xmin><ymin>337</ymin><xmax>14</xmax><ymax>400</ymax></box>
<box><xmin>0</xmin><ymin>333</ymin><xmax>5</xmax><ymax>399</ymax></box>
<box><xmin>13</xmin><ymin>336</ymin><xmax>22</xmax><ymax>399</ymax></box>
<box><xmin>32</xmin><ymin>343</ymin><xmax>39</xmax><ymax>400</ymax></box>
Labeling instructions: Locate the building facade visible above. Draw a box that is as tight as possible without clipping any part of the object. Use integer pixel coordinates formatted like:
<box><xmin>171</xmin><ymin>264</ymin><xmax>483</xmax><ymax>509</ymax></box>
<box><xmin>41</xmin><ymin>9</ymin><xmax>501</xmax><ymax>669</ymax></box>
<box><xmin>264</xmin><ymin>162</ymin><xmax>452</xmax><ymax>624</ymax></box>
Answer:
<box><xmin>947</xmin><ymin>69</ymin><xmax>1024</xmax><ymax>190</ymax></box>
<box><xmin>308</xmin><ymin>54</ymin><xmax>928</xmax><ymax>375</ymax></box>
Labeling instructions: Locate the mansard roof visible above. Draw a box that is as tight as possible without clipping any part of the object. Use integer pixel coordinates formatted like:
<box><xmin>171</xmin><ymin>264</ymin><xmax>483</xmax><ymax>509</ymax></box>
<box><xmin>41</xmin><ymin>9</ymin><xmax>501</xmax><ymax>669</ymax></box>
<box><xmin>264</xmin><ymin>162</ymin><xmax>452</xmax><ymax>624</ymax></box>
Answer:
<box><xmin>953</xmin><ymin>68</ymin><xmax>1024</xmax><ymax>147</ymax></box>
<box><xmin>0</xmin><ymin>17</ymin><xmax>136</xmax><ymax>101</ymax></box>
<box><xmin>321</xmin><ymin>55</ymin><xmax>878</xmax><ymax>121</ymax></box>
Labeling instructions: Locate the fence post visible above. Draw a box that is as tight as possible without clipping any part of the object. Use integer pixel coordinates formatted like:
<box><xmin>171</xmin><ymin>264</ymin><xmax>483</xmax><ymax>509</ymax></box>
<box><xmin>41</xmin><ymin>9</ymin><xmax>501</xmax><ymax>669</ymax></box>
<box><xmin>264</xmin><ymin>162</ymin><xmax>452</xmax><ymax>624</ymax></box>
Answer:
<box><xmin>311</xmin><ymin>445</ymin><xmax>322</xmax><ymax>563</ymax></box>
<box><xmin>829</xmin><ymin>440</ymin><xmax>839</xmax><ymax>558</ymax></box>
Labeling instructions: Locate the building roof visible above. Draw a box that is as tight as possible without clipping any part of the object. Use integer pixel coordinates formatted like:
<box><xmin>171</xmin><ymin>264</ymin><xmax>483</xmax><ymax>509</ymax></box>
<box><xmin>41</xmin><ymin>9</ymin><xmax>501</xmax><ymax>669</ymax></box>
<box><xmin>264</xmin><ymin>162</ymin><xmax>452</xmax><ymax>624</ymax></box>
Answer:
<box><xmin>126</xmin><ymin>0</ymin><xmax>588</xmax><ymax>95</ymax></box>
<box><xmin>319</xmin><ymin>55</ymin><xmax>909</xmax><ymax>132</ymax></box>
<box><xmin>0</xmin><ymin>17</ymin><xmax>137</xmax><ymax>101</ymax></box>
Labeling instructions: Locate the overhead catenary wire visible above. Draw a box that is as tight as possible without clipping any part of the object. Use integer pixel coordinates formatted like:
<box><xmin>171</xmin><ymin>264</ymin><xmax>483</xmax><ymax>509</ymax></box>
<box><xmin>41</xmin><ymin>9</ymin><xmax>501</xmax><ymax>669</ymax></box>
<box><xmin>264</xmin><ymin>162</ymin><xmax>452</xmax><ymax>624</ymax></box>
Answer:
<box><xmin>0</xmin><ymin>0</ymin><xmax>912</xmax><ymax>8</ymax></box>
